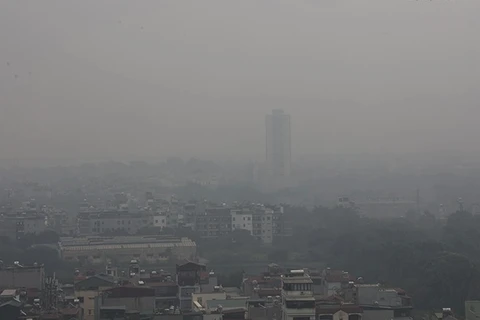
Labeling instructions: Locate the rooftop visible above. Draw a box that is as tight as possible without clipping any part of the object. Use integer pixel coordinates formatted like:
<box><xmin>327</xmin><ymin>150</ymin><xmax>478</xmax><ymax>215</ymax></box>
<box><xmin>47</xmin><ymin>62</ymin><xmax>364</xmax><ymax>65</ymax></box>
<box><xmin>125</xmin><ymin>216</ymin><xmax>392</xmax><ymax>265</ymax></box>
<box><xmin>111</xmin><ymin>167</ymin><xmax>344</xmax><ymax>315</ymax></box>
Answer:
<box><xmin>282</xmin><ymin>278</ymin><xmax>313</xmax><ymax>284</ymax></box>
<box><xmin>60</xmin><ymin>236</ymin><xmax>196</xmax><ymax>251</ymax></box>
<box><xmin>78</xmin><ymin>211</ymin><xmax>152</xmax><ymax>219</ymax></box>
<box><xmin>0</xmin><ymin>289</ymin><xmax>17</xmax><ymax>297</ymax></box>
<box><xmin>316</xmin><ymin>305</ymin><xmax>363</xmax><ymax>314</ymax></box>
<box><xmin>205</xmin><ymin>298</ymin><xmax>248</xmax><ymax>310</ymax></box>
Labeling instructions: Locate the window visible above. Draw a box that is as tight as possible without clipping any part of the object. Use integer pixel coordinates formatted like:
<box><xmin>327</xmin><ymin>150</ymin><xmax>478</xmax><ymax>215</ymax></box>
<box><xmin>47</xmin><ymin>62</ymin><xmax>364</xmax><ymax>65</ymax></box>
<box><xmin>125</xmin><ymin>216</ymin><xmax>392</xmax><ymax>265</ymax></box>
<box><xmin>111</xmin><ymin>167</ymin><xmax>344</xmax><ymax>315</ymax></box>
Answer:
<box><xmin>248</xmin><ymin>217</ymin><xmax>251</xmax><ymax>221</ymax></box>
<box><xmin>155</xmin><ymin>220</ymin><xmax>158</xmax><ymax>223</ymax></box>
<box><xmin>232</xmin><ymin>217</ymin><xmax>235</xmax><ymax>221</ymax></box>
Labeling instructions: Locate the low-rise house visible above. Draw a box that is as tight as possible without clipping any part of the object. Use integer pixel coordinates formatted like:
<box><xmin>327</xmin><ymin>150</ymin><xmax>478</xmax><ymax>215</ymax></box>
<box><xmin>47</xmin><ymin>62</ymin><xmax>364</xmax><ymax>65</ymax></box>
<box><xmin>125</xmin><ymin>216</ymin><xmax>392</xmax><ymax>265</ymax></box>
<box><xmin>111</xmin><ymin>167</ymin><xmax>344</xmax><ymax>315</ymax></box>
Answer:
<box><xmin>74</xmin><ymin>274</ymin><xmax>116</xmax><ymax>320</ymax></box>
<box><xmin>0</xmin><ymin>263</ymin><xmax>45</xmax><ymax>291</ymax></box>
<box><xmin>101</xmin><ymin>286</ymin><xmax>156</xmax><ymax>316</ymax></box>
<box><xmin>316</xmin><ymin>305</ymin><xmax>363</xmax><ymax>320</ymax></box>
<box><xmin>356</xmin><ymin>284</ymin><xmax>412</xmax><ymax>320</ymax></box>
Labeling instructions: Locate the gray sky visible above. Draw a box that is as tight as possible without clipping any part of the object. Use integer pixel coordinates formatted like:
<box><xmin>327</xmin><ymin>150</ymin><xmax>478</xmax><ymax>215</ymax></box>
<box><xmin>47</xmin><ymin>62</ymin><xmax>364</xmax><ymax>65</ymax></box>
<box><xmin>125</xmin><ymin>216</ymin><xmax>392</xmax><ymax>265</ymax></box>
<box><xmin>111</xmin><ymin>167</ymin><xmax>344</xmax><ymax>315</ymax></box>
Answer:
<box><xmin>1</xmin><ymin>0</ymin><xmax>479</xmax><ymax>162</ymax></box>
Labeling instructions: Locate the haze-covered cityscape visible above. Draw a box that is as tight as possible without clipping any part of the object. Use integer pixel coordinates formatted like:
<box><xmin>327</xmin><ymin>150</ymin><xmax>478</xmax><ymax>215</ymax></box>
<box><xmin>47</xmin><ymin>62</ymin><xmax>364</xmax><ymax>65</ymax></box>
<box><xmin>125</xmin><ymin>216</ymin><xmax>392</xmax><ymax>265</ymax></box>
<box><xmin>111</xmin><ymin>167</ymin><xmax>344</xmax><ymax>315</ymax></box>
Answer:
<box><xmin>2</xmin><ymin>1</ymin><xmax>480</xmax><ymax>320</ymax></box>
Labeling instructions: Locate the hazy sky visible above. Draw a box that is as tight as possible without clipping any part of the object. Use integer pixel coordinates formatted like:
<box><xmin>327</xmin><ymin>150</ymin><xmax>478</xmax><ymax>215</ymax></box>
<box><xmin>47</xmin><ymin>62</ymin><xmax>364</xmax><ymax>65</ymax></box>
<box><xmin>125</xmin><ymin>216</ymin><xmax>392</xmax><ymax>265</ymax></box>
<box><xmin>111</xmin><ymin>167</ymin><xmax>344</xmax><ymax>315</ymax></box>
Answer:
<box><xmin>1</xmin><ymin>0</ymin><xmax>479</xmax><ymax>162</ymax></box>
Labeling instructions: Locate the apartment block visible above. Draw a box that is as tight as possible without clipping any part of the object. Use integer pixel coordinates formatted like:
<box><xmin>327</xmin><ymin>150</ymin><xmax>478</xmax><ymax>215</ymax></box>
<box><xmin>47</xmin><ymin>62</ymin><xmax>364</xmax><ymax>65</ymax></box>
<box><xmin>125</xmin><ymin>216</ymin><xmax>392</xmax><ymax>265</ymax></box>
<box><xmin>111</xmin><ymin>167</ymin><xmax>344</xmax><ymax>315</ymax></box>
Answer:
<box><xmin>77</xmin><ymin>210</ymin><xmax>153</xmax><ymax>235</ymax></box>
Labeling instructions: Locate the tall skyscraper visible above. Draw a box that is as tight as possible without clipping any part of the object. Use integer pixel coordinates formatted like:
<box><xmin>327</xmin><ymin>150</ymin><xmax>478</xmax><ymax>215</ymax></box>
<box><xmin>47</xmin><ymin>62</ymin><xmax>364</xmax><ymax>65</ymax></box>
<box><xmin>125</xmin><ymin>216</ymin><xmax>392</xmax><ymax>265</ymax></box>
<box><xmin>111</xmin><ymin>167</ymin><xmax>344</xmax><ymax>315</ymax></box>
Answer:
<box><xmin>266</xmin><ymin>109</ymin><xmax>291</xmax><ymax>178</ymax></box>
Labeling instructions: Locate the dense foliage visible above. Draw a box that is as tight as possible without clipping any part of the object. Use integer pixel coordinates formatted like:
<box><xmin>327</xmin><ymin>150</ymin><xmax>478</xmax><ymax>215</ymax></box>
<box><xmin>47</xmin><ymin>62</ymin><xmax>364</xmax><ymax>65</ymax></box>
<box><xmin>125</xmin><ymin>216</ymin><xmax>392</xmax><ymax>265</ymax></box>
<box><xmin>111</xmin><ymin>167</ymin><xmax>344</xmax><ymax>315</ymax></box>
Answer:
<box><xmin>282</xmin><ymin>207</ymin><xmax>480</xmax><ymax>315</ymax></box>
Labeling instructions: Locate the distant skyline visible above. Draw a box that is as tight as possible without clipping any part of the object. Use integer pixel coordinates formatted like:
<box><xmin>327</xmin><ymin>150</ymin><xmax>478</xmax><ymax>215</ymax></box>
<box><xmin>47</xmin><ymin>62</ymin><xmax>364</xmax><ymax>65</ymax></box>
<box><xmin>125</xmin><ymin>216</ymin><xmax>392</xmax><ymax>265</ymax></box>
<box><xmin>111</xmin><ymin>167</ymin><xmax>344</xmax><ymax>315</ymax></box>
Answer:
<box><xmin>1</xmin><ymin>0</ymin><xmax>480</xmax><ymax>163</ymax></box>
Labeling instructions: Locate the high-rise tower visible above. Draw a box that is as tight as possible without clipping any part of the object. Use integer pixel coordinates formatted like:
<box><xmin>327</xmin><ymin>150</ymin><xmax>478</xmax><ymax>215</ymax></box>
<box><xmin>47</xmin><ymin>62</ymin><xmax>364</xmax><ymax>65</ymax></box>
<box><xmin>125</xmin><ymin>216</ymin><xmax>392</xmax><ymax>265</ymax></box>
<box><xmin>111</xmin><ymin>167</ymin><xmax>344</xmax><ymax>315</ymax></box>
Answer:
<box><xmin>266</xmin><ymin>109</ymin><xmax>291</xmax><ymax>178</ymax></box>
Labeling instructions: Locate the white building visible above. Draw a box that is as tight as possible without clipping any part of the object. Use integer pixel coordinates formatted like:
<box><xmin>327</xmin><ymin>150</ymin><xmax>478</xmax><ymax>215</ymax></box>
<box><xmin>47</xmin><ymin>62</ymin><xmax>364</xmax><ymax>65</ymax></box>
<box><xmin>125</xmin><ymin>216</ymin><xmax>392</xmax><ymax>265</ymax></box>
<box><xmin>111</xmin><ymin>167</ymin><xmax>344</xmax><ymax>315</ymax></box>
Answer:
<box><xmin>231</xmin><ymin>210</ymin><xmax>253</xmax><ymax>234</ymax></box>
<box><xmin>231</xmin><ymin>207</ymin><xmax>273</xmax><ymax>244</ymax></box>
<box><xmin>281</xmin><ymin>270</ymin><xmax>315</xmax><ymax>320</ymax></box>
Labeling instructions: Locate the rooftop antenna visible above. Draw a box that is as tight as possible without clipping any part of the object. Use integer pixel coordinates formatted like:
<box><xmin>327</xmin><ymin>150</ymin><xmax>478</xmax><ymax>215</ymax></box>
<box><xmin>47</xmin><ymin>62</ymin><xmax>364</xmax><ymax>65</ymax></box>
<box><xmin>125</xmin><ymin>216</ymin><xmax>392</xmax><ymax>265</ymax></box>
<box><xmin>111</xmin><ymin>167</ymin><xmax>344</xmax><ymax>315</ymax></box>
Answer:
<box><xmin>43</xmin><ymin>273</ymin><xmax>59</xmax><ymax>311</ymax></box>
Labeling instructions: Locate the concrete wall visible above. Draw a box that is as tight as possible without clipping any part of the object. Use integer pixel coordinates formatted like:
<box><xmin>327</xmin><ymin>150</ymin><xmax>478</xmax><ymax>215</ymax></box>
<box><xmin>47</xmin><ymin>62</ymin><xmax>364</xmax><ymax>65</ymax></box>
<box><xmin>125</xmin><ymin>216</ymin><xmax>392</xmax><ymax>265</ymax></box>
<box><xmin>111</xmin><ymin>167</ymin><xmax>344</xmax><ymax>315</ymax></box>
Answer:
<box><xmin>231</xmin><ymin>213</ymin><xmax>253</xmax><ymax>234</ymax></box>
<box><xmin>76</xmin><ymin>290</ymin><xmax>97</xmax><ymax>320</ymax></box>
<box><xmin>362</xmin><ymin>310</ymin><xmax>393</xmax><ymax>320</ymax></box>
<box><xmin>0</xmin><ymin>266</ymin><xmax>45</xmax><ymax>290</ymax></box>
<box><xmin>357</xmin><ymin>286</ymin><xmax>380</xmax><ymax>305</ymax></box>
<box><xmin>327</xmin><ymin>282</ymin><xmax>341</xmax><ymax>296</ymax></box>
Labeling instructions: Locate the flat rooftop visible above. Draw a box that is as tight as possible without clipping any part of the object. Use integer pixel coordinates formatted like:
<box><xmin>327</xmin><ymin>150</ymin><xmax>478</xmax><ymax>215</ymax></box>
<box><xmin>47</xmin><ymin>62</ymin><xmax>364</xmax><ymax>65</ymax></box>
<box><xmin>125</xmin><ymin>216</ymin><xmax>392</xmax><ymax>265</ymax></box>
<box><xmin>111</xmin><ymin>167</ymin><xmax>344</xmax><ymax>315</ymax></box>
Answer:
<box><xmin>59</xmin><ymin>236</ymin><xmax>196</xmax><ymax>251</ymax></box>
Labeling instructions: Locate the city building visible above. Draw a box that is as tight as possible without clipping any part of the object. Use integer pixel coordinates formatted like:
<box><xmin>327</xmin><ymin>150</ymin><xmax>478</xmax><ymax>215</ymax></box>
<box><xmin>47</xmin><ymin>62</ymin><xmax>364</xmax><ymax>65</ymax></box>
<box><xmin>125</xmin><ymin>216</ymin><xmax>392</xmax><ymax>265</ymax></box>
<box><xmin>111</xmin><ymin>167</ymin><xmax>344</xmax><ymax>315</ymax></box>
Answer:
<box><xmin>320</xmin><ymin>269</ymin><xmax>355</xmax><ymax>296</ymax></box>
<box><xmin>0</xmin><ymin>212</ymin><xmax>47</xmax><ymax>241</ymax></box>
<box><xmin>74</xmin><ymin>274</ymin><xmax>117</xmax><ymax>320</ymax></box>
<box><xmin>59</xmin><ymin>236</ymin><xmax>197</xmax><ymax>264</ymax></box>
<box><xmin>195</xmin><ymin>207</ymin><xmax>232</xmax><ymax>238</ymax></box>
<box><xmin>231</xmin><ymin>205</ymin><xmax>273</xmax><ymax>244</ymax></box>
<box><xmin>194</xmin><ymin>204</ymin><xmax>286</xmax><ymax>244</ymax></box>
<box><xmin>231</xmin><ymin>209</ymin><xmax>253</xmax><ymax>234</ymax></box>
<box><xmin>246</xmin><ymin>298</ymin><xmax>283</xmax><ymax>320</ymax></box>
<box><xmin>0</xmin><ymin>262</ymin><xmax>45</xmax><ymax>291</ymax></box>
<box><xmin>281</xmin><ymin>269</ymin><xmax>315</xmax><ymax>320</ymax></box>
<box><xmin>315</xmin><ymin>305</ymin><xmax>363</xmax><ymax>320</ymax></box>
<box><xmin>176</xmin><ymin>262</ymin><xmax>208</xmax><ymax>311</ymax></box>
<box><xmin>48</xmin><ymin>211</ymin><xmax>77</xmax><ymax>236</ymax></box>
<box><xmin>266</xmin><ymin>109</ymin><xmax>292</xmax><ymax>190</ymax></box>
<box><xmin>356</xmin><ymin>284</ymin><xmax>413</xmax><ymax>320</ymax></box>
<box><xmin>266</xmin><ymin>109</ymin><xmax>292</xmax><ymax>178</ymax></box>
<box><xmin>270</xmin><ymin>205</ymin><xmax>291</xmax><ymax>240</ymax></box>
<box><xmin>101</xmin><ymin>286</ymin><xmax>156</xmax><ymax>316</ymax></box>
<box><xmin>153</xmin><ymin>213</ymin><xmax>168</xmax><ymax>229</ymax></box>
<box><xmin>77</xmin><ymin>210</ymin><xmax>154</xmax><ymax>235</ymax></box>
<box><xmin>150</xmin><ymin>281</ymin><xmax>178</xmax><ymax>310</ymax></box>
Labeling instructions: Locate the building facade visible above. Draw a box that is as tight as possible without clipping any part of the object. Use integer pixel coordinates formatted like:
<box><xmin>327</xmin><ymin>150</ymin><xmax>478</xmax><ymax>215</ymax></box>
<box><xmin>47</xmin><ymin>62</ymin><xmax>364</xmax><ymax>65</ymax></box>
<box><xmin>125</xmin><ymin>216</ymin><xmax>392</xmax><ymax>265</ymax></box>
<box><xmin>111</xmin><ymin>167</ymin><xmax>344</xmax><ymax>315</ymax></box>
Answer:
<box><xmin>0</xmin><ymin>263</ymin><xmax>45</xmax><ymax>291</ymax></box>
<box><xmin>0</xmin><ymin>213</ymin><xmax>47</xmax><ymax>241</ymax></box>
<box><xmin>281</xmin><ymin>270</ymin><xmax>315</xmax><ymax>320</ymax></box>
<box><xmin>59</xmin><ymin>236</ymin><xmax>197</xmax><ymax>264</ymax></box>
<box><xmin>195</xmin><ymin>207</ymin><xmax>232</xmax><ymax>238</ymax></box>
<box><xmin>77</xmin><ymin>211</ymin><xmax>153</xmax><ymax>236</ymax></box>
<box><xmin>194</xmin><ymin>204</ymin><xmax>286</xmax><ymax>244</ymax></box>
